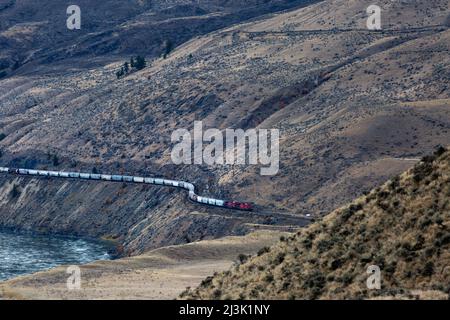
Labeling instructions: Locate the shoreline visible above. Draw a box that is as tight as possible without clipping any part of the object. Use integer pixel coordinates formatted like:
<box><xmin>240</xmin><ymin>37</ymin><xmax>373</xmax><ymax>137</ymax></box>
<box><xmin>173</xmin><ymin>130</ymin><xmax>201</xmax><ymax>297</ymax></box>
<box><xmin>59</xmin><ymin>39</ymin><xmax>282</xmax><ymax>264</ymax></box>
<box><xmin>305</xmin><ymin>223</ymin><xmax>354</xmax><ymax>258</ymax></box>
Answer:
<box><xmin>0</xmin><ymin>225</ymin><xmax>122</xmax><ymax>259</ymax></box>
<box><xmin>0</xmin><ymin>230</ymin><xmax>288</xmax><ymax>300</ymax></box>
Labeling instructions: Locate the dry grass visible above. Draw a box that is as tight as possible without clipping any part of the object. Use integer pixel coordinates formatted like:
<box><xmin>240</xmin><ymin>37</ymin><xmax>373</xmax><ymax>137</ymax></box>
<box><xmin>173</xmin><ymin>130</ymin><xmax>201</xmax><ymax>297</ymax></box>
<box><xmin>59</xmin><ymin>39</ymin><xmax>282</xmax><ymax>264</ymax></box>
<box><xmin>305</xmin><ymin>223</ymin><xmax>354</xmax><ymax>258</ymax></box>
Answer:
<box><xmin>184</xmin><ymin>147</ymin><xmax>450</xmax><ymax>300</ymax></box>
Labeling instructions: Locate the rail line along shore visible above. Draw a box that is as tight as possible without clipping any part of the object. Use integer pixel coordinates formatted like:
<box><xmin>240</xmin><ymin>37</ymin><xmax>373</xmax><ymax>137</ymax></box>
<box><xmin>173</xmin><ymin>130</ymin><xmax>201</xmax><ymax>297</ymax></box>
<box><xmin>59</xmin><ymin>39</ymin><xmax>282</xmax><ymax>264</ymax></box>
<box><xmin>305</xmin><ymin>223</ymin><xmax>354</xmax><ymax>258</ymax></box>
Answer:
<box><xmin>0</xmin><ymin>167</ymin><xmax>254</xmax><ymax>211</ymax></box>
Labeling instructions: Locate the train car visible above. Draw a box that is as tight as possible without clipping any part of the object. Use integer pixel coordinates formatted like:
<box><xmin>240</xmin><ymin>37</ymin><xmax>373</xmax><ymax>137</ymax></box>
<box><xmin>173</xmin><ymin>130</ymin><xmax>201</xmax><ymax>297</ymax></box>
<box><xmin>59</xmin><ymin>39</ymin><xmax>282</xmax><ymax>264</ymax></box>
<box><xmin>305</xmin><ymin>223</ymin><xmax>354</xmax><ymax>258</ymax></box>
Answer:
<box><xmin>111</xmin><ymin>175</ymin><xmax>123</xmax><ymax>182</ymax></box>
<box><xmin>239</xmin><ymin>203</ymin><xmax>253</xmax><ymax>211</ymax></box>
<box><xmin>59</xmin><ymin>172</ymin><xmax>70</xmax><ymax>178</ymax></box>
<box><xmin>225</xmin><ymin>201</ymin><xmax>253</xmax><ymax>211</ymax></box>
<box><xmin>0</xmin><ymin>167</ymin><xmax>254</xmax><ymax>212</ymax></box>
<box><xmin>69</xmin><ymin>172</ymin><xmax>80</xmax><ymax>178</ymax></box>
<box><xmin>133</xmin><ymin>177</ymin><xmax>144</xmax><ymax>183</ymax></box>
<box><xmin>144</xmin><ymin>178</ymin><xmax>154</xmax><ymax>184</ymax></box>
<box><xmin>122</xmin><ymin>176</ymin><xmax>134</xmax><ymax>183</ymax></box>
<box><xmin>215</xmin><ymin>200</ymin><xmax>225</xmax><ymax>207</ymax></box>
<box><xmin>163</xmin><ymin>180</ymin><xmax>178</xmax><ymax>187</ymax></box>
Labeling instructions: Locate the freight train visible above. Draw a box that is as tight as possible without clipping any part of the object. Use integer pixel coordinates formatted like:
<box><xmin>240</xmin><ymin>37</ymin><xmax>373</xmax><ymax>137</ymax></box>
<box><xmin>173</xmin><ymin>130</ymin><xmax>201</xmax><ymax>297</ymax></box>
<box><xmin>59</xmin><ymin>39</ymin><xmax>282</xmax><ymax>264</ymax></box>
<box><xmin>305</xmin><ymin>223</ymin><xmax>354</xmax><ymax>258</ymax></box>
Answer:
<box><xmin>0</xmin><ymin>167</ymin><xmax>253</xmax><ymax>211</ymax></box>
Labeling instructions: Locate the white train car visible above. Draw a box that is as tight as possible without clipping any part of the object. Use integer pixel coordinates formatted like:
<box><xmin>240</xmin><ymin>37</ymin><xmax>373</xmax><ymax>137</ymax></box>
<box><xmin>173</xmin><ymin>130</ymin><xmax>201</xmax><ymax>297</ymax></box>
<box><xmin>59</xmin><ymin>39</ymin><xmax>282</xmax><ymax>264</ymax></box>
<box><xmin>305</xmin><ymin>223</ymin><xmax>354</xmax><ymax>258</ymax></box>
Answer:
<box><xmin>59</xmin><ymin>172</ymin><xmax>70</xmax><ymax>178</ymax></box>
<box><xmin>0</xmin><ymin>167</ymin><xmax>253</xmax><ymax>211</ymax></box>
<box><xmin>101</xmin><ymin>175</ymin><xmax>112</xmax><ymax>181</ymax></box>
<box><xmin>69</xmin><ymin>172</ymin><xmax>80</xmax><ymax>178</ymax></box>
<box><xmin>133</xmin><ymin>177</ymin><xmax>144</xmax><ymax>183</ymax></box>
<box><xmin>123</xmin><ymin>176</ymin><xmax>134</xmax><ymax>183</ymax></box>
<box><xmin>144</xmin><ymin>178</ymin><xmax>154</xmax><ymax>184</ymax></box>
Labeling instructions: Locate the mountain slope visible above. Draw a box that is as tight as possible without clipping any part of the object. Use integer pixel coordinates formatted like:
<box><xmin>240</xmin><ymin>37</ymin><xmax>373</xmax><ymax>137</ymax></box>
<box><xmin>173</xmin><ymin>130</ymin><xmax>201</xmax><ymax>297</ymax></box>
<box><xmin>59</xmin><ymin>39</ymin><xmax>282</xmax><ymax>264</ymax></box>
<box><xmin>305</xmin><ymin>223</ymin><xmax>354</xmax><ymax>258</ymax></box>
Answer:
<box><xmin>183</xmin><ymin>147</ymin><xmax>450</xmax><ymax>300</ymax></box>
<box><xmin>0</xmin><ymin>0</ymin><xmax>449</xmax><ymax>255</ymax></box>
<box><xmin>0</xmin><ymin>0</ymin><xmax>318</xmax><ymax>77</ymax></box>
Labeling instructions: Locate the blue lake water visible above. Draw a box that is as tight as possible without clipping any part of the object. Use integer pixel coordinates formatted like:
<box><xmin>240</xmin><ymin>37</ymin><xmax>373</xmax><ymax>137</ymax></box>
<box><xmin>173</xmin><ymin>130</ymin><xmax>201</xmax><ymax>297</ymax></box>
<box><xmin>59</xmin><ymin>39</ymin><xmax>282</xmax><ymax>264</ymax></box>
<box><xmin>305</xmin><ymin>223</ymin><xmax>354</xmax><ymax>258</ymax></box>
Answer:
<box><xmin>0</xmin><ymin>228</ymin><xmax>114</xmax><ymax>281</ymax></box>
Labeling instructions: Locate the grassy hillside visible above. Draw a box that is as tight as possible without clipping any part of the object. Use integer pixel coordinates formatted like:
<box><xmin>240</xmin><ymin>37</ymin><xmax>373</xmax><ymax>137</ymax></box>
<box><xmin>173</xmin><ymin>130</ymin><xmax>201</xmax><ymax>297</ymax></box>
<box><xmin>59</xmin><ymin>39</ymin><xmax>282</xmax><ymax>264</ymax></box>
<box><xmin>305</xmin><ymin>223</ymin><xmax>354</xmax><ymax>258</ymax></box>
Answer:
<box><xmin>183</xmin><ymin>147</ymin><xmax>450</xmax><ymax>300</ymax></box>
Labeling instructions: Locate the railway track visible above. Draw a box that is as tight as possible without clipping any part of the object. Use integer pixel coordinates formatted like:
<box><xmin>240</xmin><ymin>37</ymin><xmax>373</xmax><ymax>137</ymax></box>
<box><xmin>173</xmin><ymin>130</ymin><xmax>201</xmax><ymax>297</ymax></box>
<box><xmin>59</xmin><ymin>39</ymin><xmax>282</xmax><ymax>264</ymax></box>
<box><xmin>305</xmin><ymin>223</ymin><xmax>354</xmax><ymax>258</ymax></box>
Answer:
<box><xmin>0</xmin><ymin>166</ymin><xmax>255</xmax><ymax>211</ymax></box>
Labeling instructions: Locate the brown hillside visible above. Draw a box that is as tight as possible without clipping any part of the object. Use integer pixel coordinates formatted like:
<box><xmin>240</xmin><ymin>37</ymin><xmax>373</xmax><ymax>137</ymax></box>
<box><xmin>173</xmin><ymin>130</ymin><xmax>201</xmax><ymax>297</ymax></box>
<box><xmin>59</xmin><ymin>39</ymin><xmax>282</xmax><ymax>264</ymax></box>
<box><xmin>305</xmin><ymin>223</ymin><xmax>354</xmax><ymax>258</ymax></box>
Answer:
<box><xmin>183</xmin><ymin>147</ymin><xmax>450</xmax><ymax>300</ymax></box>
<box><xmin>0</xmin><ymin>0</ymin><xmax>449</xmax><ymax>255</ymax></box>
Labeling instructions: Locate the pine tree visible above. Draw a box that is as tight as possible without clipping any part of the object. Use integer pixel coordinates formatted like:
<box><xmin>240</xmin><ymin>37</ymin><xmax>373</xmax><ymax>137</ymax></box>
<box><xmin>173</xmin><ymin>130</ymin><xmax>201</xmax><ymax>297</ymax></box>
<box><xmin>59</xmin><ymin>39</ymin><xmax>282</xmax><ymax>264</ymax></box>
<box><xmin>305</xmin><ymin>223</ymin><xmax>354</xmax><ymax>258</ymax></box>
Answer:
<box><xmin>163</xmin><ymin>40</ymin><xmax>173</xmax><ymax>59</ymax></box>
<box><xmin>134</xmin><ymin>56</ymin><xmax>146</xmax><ymax>70</ymax></box>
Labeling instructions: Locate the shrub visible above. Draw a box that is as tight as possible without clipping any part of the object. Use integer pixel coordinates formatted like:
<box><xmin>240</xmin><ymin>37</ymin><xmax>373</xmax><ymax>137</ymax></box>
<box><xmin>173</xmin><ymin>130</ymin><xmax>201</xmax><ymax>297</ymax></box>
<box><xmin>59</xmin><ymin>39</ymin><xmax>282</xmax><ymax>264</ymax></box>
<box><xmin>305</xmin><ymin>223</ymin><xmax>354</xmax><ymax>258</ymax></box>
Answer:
<box><xmin>163</xmin><ymin>40</ymin><xmax>173</xmax><ymax>59</ymax></box>
<box><xmin>264</xmin><ymin>273</ymin><xmax>274</xmax><ymax>283</ymax></box>
<box><xmin>10</xmin><ymin>184</ymin><xmax>21</xmax><ymax>199</ymax></box>
<box><xmin>212</xmin><ymin>289</ymin><xmax>222</xmax><ymax>299</ymax></box>
<box><xmin>275</xmin><ymin>252</ymin><xmax>286</xmax><ymax>264</ymax></box>
<box><xmin>434</xmin><ymin>146</ymin><xmax>447</xmax><ymax>157</ymax></box>
<box><xmin>304</xmin><ymin>271</ymin><xmax>326</xmax><ymax>299</ymax></box>
<box><xmin>317</xmin><ymin>239</ymin><xmax>333</xmax><ymax>253</ymax></box>
<box><xmin>52</xmin><ymin>154</ymin><xmax>59</xmax><ymax>166</ymax></box>
<box><xmin>134</xmin><ymin>56</ymin><xmax>146</xmax><ymax>70</ymax></box>
<box><xmin>341</xmin><ymin>273</ymin><xmax>354</xmax><ymax>286</ymax></box>
<box><xmin>257</xmin><ymin>246</ymin><xmax>270</xmax><ymax>256</ymax></box>
<box><xmin>302</xmin><ymin>237</ymin><xmax>313</xmax><ymax>249</ymax></box>
<box><xmin>116</xmin><ymin>69</ymin><xmax>124</xmax><ymax>79</ymax></box>
<box><xmin>237</xmin><ymin>254</ymin><xmax>249</xmax><ymax>264</ymax></box>
<box><xmin>422</xmin><ymin>262</ymin><xmax>434</xmax><ymax>277</ymax></box>
<box><xmin>330</xmin><ymin>259</ymin><xmax>343</xmax><ymax>270</ymax></box>
<box><xmin>200</xmin><ymin>276</ymin><xmax>213</xmax><ymax>288</ymax></box>
<box><xmin>123</xmin><ymin>62</ymin><xmax>129</xmax><ymax>73</ymax></box>
<box><xmin>413</xmin><ymin>162</ymin><xmax>433</xmax><ymax>182</ymax></box>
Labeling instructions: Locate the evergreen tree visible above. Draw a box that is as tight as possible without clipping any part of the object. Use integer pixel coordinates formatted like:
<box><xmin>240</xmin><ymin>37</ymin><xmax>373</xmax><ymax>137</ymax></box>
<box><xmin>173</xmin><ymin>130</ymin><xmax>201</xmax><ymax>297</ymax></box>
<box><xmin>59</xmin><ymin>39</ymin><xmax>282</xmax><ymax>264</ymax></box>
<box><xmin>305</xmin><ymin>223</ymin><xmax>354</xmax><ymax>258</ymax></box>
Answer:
<box><xmin>163</xmin><ymin>40</ymin><xmax>173</xmax><ymax>59</ymax></box>
<box><xmin>134</xmin><ymin>56</ymin><xmax>146</xmax><ymax>70</ymax></box>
